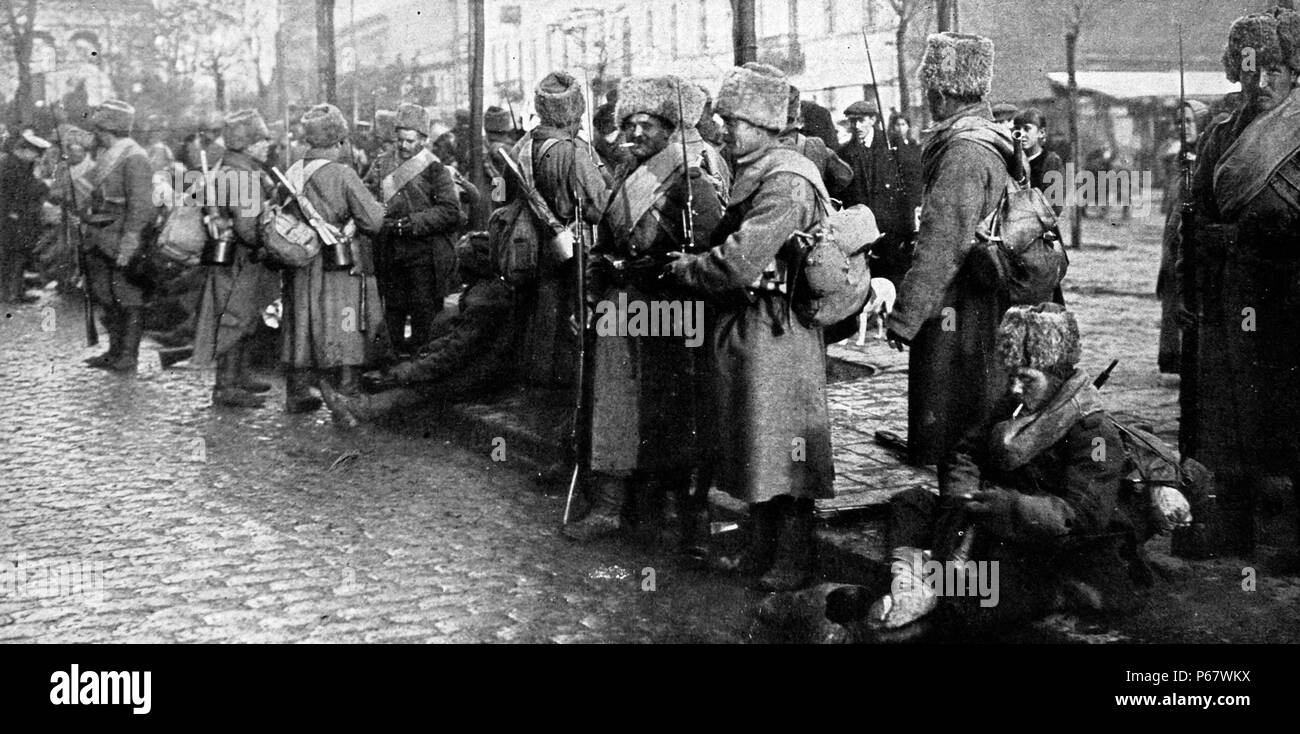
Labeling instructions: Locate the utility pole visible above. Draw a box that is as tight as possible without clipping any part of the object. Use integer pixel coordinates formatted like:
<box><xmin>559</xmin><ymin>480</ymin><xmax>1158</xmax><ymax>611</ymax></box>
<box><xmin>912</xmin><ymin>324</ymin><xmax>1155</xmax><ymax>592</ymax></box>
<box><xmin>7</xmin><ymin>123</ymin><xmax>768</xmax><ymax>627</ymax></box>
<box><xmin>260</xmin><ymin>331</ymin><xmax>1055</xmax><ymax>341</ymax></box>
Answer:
<box><xmin>937</xmin><ymin>0</ymin><xmax>958</xmax><ymax>33</ymax></box>
<box><xmin>316</xmin><ymin>0</ymin><xmax>337</xmax><ymax>105</ymax></box>
<box><xmin>733</xmin><ymin>0</ymin><xmax>757</xmax><ymax>66</ymax></box>
<box><xmin>350</xmin><ymin>0</ymin><xmax>357</xmax><ymax>125</ymax></box>
<box><xmin>468</xmin><ymin>0</ymin><xmax>488</xmax><ymax>226</ymax></box>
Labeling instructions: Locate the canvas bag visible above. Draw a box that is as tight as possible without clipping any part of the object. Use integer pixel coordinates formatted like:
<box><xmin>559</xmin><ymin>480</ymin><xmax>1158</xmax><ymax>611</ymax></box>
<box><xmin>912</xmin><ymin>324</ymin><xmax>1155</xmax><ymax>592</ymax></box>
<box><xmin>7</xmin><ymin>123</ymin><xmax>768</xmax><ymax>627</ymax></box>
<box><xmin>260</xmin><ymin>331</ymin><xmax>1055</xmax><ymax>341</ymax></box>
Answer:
<box><xmin>258</xmin><ymin>159</ymin><xmax>330</xmax><ymax>268</ymax></box>
<box><xmin>974</xmin><ymin>173</ymin><xmax>1068</xmax><ymax>305</ymax></box>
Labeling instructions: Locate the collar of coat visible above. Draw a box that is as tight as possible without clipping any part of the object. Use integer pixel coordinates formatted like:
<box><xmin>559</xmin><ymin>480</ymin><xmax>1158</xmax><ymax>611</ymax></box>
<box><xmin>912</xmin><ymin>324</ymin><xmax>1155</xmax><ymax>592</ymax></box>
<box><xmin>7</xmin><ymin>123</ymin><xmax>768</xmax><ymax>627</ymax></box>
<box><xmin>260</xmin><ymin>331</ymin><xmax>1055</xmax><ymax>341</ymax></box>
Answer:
<box><xmin>986</xmin><ymin>369</ymin><xmax>1104</xmax><ymax>472</ymax></box>
<box><xmin>728</xmin><ymin>143</ymin><xmax>829</xmax><ymax>206</ymax></box>
<box><xmin>921</xmin><ymin>101</ymin><xmax>1016</xmax><ymax>177</ymax></box>
<box><xmin>85</xmin><ymin>136</ymin><xmax>147</xmax><ymax>191</ymax></box>
<box><xmin>1213</xmin><ymin>85</ymin><xmax>1300</xmax><ymax>220</ymax></box>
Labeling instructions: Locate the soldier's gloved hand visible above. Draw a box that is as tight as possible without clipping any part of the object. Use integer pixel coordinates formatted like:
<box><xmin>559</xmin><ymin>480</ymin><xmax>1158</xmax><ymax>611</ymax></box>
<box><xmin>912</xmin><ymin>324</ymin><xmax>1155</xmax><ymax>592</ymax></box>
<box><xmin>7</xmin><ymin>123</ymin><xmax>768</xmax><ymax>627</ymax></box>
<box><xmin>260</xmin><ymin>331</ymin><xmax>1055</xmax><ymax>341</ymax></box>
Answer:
<box><xmin>662</xmin><ymin>251</ymin><xmax>699</xmax><ymax>284</ymax></box>
<box><xmin>966</xmin><ymin>488</ymin><xmax>1020</xmax><ymax>539</ymax></box>
<box><xmin>383</xmin><ymin>216</ymin><xmax>412</xmax><ymax>238</ymax></box>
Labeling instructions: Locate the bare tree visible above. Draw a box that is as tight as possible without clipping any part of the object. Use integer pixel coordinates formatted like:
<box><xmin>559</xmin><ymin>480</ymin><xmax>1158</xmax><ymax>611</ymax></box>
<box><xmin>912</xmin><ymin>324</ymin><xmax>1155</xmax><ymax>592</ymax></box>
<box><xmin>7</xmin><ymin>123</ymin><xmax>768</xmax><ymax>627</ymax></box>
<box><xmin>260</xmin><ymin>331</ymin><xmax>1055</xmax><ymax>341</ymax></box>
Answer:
<box><xmin>886</xmin><ymin>0</ymin><xmax>933</xmax><ymax>118</ymax></box>
<box><xmin>0</xmin><ymin>0</ymin><xmax>40</xmax><ymax>126</ymax></box>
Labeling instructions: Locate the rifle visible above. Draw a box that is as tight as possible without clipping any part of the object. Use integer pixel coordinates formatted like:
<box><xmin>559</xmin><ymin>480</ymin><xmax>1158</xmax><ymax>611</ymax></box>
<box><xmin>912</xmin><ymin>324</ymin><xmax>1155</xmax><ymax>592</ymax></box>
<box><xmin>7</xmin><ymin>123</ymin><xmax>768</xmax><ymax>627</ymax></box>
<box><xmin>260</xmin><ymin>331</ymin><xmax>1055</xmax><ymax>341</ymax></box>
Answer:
<box><xmin>53</xmin><ymin>120</ymin><xmax>98</xmax><ymax>346</ymax></box>
<box><xmin>675</xmin><ymin>82</ymin><xmax>697</xmax><ymax>252</ymax></box>
<box><xmin>562</xmin><ymin>189</ymin><xmax>591</xmax><ymax>526</ymax></box>
<box><xmin>1176</xmin><ymin>24</ymin><xmax>1199</xmax><ymax>457</ymax></box>
<box><xmin>862</xmin><ymin>28</ymin><xmax>907</xmax><ymax>206</ymax></box>
<box><xmin>270</xmin><ymin>165</ymin><xmax>366</xmax><ymax>333</ymax></box>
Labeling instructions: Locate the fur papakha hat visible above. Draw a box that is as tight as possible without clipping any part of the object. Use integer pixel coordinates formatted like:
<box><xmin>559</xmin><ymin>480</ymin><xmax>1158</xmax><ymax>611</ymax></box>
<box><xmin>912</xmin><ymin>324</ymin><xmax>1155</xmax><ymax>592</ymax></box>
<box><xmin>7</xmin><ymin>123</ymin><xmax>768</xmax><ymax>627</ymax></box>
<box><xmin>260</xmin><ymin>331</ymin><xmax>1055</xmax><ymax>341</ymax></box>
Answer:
<box><xmin>374</xmin><ymin>109</ymin><xmax>396</xmax><ymax>143</ymax></box>
<box><xmin>1223</xmin><ymin>10</ymin><xmax>1300</xmax><ymax>81</ymax></box>
<box><xmin>616</xmin><ymin>75</ymin><xmax>704</xmax><ymax>129</ymax></box>
<box><xmin>394</xmin><ymin>102</ymin><xmax>431</xmax><ymax>137</ymax></box>
<box><xmin>301</xmin><ymin>103</ymin><xmax>349</xmax><ymax>147</ymax></box>
<box><xmin>996</xmin><ymin>303</ymin><xmax>1082</xmax><ymax>374</ymax></box>
<box><xmin>484</xmin><ymin>105</ymin><xmax>515</xmax><ymax>133</ymax></box>
<box><xmin>920</xmin><ymin>32</ymin><xmax>995</xmax><ymax>99</ymax></box>
<box><xmin>90</xmin><ymin>99</ymin><xmax>136</xmax><ymax>135</ymax></box>
<box><xmin>535</xmin><ymin>71</ymin><xmax>586</xmax><ymax>127</ymax></box>
<box><xmin>715</xmin><ymin>66</ymin><xmax>790</xmax><ymax>132</ymax></box>
<box><xmin>222</xmin><ymin>109</ymin><xmax>270</xmax><ymax>152</ymax></box>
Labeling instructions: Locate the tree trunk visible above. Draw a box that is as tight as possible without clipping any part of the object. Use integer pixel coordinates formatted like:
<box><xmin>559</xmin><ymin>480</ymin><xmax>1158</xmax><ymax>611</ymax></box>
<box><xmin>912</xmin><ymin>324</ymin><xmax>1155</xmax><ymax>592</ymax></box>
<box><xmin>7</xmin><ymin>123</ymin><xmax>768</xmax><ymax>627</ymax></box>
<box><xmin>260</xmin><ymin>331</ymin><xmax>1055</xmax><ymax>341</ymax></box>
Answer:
<box><xmin>1066</xmin><ymin>27</ymin><xmax>1082</xmax><ymax>249</ymax></box>
<box><xmin>8</xmin><ymin>34</ymin><xmax>33</xmax><ymax>126</ymax></box>
<box><xmin>733</xmin><ymin>0</ymin><xmax>757</xmax><ymax>66</ymax></box>
<box><xmin>316</xmin><ymin>0</ymin><xmax>337</xmax><ymax>105</ymax></box>
<box><xmin>895</xmin><ymin>15</ymin><xmax>910</xmax><ymax>118</ymax></box>
<box><xmin>468</xmin><ymin>0</ymin><xmax>488</xmax><ymax>226</ymax></box>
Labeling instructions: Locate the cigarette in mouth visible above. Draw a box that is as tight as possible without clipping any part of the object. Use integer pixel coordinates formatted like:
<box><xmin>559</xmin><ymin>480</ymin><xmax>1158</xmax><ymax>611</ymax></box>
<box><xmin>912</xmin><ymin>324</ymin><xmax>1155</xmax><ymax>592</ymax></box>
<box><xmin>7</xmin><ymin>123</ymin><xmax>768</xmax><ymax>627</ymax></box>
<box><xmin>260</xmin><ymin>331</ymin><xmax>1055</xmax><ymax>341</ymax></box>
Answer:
<box><xmin>618</xmin><ymin>142</ymin><xmax>636</xmax><ymax>147</ymax></box>
<box><xmin>1012</xmin><ymin>403</ymin><xmax>1024</xmax><ymax>419</ymax></box>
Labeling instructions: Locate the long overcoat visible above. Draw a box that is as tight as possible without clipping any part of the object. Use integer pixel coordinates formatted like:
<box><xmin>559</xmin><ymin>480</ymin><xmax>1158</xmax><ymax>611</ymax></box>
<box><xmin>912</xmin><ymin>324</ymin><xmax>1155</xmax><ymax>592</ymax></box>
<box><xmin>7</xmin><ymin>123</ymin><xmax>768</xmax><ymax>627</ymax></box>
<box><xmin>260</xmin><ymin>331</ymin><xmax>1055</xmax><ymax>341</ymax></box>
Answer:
<box><xmin>280</xmin><ymin>149</ymin><xmax>388</xmax><ymax>369</ymax></box>
<box><xmin>671</xmin><ymin>144</ymin><xmax>835</xmax><ymax>503</ymax></box>
<box><xmin>886</xmin><ymin>103</ymin><xmax>1015</xmax><ymax>491</ymax></box>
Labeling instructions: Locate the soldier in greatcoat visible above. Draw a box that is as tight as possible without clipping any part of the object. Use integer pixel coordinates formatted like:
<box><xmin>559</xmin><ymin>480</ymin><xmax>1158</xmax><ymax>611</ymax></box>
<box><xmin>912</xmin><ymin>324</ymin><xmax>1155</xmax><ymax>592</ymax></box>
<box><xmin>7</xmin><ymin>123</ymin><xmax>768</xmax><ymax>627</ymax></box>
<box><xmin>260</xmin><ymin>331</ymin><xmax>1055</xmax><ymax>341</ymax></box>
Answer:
<box><xmin>364</xmin><ymin>102</ymin><xmax>462</xmax><ymax>356</ymax></box>
<box><xmin>885</xmin><ymin>33</ymin><xmax>1018</xmax><ymax>499</ymax></box>
<box><xmin>666</xmin><ymin>66</ymin><xmax>835</xmax><ymax>592</ymax></box>
<box><xmin>279</xmin><ymin>103</ymin><xmax>388</xmax><ymax>413</ymax></box>
<box><xmin>563</xmin><ymin>76</ymin><xmax>727</xmax><ymax>549</ymax></box>
<box><xmin>1184</xmin><ymin>9</ymin><xmax>1300</xmax><ymax>565</ymax></box>
<box><xmin>80</xmin><ymin>100</ymin><xmax>156</xmax><ymax>373</ymax></box>
<box><xmin>191</xmin><ymin>109</ymin><xmax>281</xmax><ymax>408</ymax></box>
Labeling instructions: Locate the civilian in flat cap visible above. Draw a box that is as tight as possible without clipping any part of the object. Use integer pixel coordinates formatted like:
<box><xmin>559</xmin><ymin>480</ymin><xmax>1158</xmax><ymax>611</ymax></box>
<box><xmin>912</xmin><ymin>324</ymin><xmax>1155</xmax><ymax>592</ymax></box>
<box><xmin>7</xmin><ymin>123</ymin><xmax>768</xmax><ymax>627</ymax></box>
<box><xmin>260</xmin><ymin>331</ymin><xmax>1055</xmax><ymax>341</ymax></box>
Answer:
<box><xmin>565</xmin><ymin>75</ymin><xmax>727</xmax><ymax>550</ymax></box>
<box><xmin>664</xmin><ymin>66</ymin><xmax>836</xmax><ymax>592</ymax></box>
<box><xmin>0</xmin><ymin>130</ymin><xmax>51</xmax><ymax>303</ymax></box>
<box><xmin>1183</xmin><ymin>8</ymin><xmax>1300</xmax><ymax>565</ymax></box>
<box><xmin>512</xmin><ymin>70</ymin><xmax>609</xmax><ymax>388</ymax></box>
<box><xmin>189</xmin><ymin>109</ymin><xmax>282</xmax><ymax>408</ymax></box>
<box><xmin>362</xmin><ymin>102</ymin><xmax>462</xmax><ymax>356</ymax></box>
<box><xmin>279</xmin><ymin>103</ymin><xmax>388</xmax><ymax>413</ymax></box>
<box><xmin>885</xmin><ymin>33</ymin><xmax>1020</xmax><ymax>500</ymax></box>
<box><xmin>835</xmin><ymin>98</ymin><xmax>911</xmax><ymax>286</ymax></box>
<box><xmin>80</xmin><ymin>99</ymin><xmax>156</xmax><ymax>373</ymax></box>
<box><xmin>991</xmin><ymin>102</ymin><xmax>1019</xmax><ymax>131</ymax></box>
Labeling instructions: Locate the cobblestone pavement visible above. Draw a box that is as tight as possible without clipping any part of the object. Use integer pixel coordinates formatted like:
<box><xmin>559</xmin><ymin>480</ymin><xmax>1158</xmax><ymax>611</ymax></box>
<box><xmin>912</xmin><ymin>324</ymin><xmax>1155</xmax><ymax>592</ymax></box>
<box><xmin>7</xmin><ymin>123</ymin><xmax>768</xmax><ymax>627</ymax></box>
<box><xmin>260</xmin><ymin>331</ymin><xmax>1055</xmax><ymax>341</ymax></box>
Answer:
<box><xmin>3</xmin><ymin>210</ymin><xmax>1297</xmax><ymax>644</ymax></box>
<box><xmin>0</xmin><ymin>302</ymin><xmax>766</xmax><ymax>643</ymax></box>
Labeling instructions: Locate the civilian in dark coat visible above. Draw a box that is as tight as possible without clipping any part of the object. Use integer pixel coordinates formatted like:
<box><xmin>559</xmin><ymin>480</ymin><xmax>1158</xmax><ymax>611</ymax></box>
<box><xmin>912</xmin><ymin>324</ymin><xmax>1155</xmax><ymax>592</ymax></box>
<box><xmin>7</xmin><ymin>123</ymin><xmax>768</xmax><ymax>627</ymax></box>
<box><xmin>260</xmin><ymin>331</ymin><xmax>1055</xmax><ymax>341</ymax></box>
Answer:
<box><xmin>0</xmin><ymin>132</ymin><xmax>50</xmax><ymax>303</ymax></box>
<box><xmin>838</xmin><ymin>101</ymin><xmax>912</xmax><ymax>286</ymax></box>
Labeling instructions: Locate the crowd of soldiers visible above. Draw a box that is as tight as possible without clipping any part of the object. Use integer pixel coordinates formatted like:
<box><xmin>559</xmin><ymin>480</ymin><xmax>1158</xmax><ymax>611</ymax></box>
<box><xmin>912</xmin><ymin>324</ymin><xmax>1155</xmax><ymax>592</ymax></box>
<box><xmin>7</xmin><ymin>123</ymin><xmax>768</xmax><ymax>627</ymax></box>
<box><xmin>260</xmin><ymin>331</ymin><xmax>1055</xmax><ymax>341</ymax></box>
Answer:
<box><xmin>0</xmin><ymin>10</ymin><xmax>1295</xmax><ymax>639</ymax></box>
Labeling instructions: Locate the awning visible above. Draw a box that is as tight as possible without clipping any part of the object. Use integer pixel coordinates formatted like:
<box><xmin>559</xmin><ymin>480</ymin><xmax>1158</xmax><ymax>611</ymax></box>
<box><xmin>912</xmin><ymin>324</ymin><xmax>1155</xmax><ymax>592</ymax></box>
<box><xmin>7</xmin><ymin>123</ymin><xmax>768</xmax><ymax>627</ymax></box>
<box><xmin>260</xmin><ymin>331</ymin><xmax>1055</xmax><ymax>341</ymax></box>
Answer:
<box><xmin>1045</xmin><ymin>71</ymin><xmax>1236</xmax><ymax>102</ymax></box>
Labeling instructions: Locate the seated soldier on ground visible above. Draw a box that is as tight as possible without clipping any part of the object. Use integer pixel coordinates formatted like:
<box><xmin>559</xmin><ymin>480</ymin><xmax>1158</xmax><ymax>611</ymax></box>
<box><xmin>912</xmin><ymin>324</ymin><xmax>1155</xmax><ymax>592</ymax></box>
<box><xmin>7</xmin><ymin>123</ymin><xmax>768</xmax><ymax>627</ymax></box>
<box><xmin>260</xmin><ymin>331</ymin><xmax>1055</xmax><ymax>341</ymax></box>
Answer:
<box><xmin>319</xmin><ymin>233</ymin><xmax>516</xmax><ymax>427</ymax></box>
<box><xmin>863</xmin><ymin>304</ymin><xmax>1160</xmax><ymax>637</ymax></box>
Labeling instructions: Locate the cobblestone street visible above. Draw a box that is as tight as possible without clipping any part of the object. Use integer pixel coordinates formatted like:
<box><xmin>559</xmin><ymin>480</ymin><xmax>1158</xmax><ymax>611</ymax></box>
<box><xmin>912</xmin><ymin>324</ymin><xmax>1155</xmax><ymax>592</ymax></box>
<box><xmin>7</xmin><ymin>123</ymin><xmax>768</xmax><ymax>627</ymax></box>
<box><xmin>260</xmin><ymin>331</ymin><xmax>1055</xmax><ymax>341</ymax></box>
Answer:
<box><xmin>0</xmin><ymin>301</ymin><xmax>760</xmax><ymax>643</ymax></box>
<box><xmin>2</xmin><ymin>210</ymin><xmax>1298</xmax><ymax>644</ymax></box>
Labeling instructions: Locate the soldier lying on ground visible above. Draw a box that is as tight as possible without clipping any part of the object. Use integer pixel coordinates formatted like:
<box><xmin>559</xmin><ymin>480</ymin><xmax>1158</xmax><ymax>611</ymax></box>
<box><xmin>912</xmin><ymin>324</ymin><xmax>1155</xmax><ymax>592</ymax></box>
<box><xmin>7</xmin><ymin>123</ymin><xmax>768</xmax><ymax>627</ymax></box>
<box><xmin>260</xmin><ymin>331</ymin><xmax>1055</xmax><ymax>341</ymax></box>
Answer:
<box><xmin>862</xmin><ymin>304</ymin><xmax>1156</xmax><ymax>638</ymax></box>
<box><xmin>317</xmin><ymin>233</ymin><xmax>516</xmax><ymax>427</ymax></box>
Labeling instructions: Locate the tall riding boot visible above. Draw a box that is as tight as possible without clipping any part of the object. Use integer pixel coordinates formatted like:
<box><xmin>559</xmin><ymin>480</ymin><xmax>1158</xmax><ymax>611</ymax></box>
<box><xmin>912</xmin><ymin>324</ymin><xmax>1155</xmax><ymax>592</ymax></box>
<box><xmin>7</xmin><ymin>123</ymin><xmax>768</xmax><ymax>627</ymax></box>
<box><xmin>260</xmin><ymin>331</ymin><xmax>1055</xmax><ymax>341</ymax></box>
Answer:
<box><xmin>334</xmin><ymin>366</ymin><xmax>362</xmax><ymax>397</ymax></box>
<box><xmin>107</xmin><ymin>307</ymin><xmax>143</xmax><ymax>373</ymax></box>
<box><xmin>734</xmin><ymin>499</ymin><xmax>783</xmax><ymax>577</ymax></box>
<box><xmin>563</xmin><ymin>476</ymin><xmax>628</xmax><ymax>542</ymax></box>
<box><xmin>285</xmin><ymin>368</ymin><xmax>323</xmax><ymax>413</ymax></box>
<box><xmin>213</xmin><ymin>349</ymin><xmax>266</xmax><ymax>408</ymax></box>
<box><xmin>758</xmin><ymin>497</ymin><xmax>818</xmax><ymax>592</ymax></box>
<box><xmin>235</xmin><ymin>341</ymin><xmax>271</xmax><ymax>393</ymax></box>
<box><xmin>85</xmin><ymin>308</ymin><xmax>121</xmax><ymax>368</ymax></box>
<box><xmin>1216</xmin><ymin>477</ymin><xmax>1256</xmax><ymax>558</ymax></box>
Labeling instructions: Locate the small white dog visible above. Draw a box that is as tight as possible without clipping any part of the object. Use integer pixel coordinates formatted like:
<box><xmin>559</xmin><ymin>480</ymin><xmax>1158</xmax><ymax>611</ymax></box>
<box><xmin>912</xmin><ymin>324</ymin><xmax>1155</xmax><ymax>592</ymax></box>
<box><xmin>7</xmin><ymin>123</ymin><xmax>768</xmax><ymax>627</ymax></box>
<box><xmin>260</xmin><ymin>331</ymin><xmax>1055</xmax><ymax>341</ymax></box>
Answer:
<box><xmin>857</xmin><ymin>278</ymin><xmax>897</xmax><ymax>346</ymax></box>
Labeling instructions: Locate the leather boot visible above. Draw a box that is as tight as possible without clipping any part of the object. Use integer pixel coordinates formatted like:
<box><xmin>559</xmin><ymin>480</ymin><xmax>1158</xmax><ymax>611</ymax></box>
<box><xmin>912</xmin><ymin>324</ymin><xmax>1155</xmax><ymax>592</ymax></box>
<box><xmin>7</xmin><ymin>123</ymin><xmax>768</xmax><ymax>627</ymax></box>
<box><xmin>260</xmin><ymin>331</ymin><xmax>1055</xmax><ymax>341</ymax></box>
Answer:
<box><xmin>213</xmin><ymin>350</ymin><xmax>266</xmax><ymax>408</ymax></box>
<box><xmin>107</xmin><ymin>307</ymin><xmax>143</xmax><ymax>373</ymax></box>
<box><xmin>319</xmin><ymin>380</ymin><xmax>413</xmax><ymax>428</ymax></box>
<box><xmin>563</xmin><ymin>476</ymin><xmax>628</xmax><ymax>542</ymax></box>
<box><xmin>235</xmin><ymin>342</ymin><xmax>271</xmax><ymax>393</ymax></box>
<box><xmin>758</xmin><ymin>498</ymin><xmax>818</xmax><ymax>592</ymax></box>
<box><xmin>85</xmin><ymin>309</ymin><xmax>121</xmax><ymax>368</ymax></box>
<box><xmin>1216</xmin><ymin>479</ymin><xmax>1256</xmax><ymax>558</ymax></box>
<box><xmin>284</xmin><ymin>369</ymin><xmax>323</xmax><ymax>413</ymax></box>
<box><xmin>334</xmin><ymin>365</ymin><xmax>362</xmax><ymax>396</ymax></box>
<box><xmin>158</xmin><ymin>346</ymin><xmax>194</xmax><ymax>368</ymax></box>
<box><xmin>733</xmin><ymin>499</ymin><xmax>782</xmax><ymax>577</ymax></box>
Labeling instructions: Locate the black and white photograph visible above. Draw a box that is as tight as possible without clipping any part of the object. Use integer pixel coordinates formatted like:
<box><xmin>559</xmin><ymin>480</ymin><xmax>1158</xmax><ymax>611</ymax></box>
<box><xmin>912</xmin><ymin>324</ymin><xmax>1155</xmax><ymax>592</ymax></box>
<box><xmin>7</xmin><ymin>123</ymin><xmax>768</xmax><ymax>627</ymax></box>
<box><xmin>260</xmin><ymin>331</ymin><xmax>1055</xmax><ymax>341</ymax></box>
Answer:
<box><xmin>1</xmin><ymin>0</ymin><xmax>1297</xmax><ymax>678</ymax></box>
